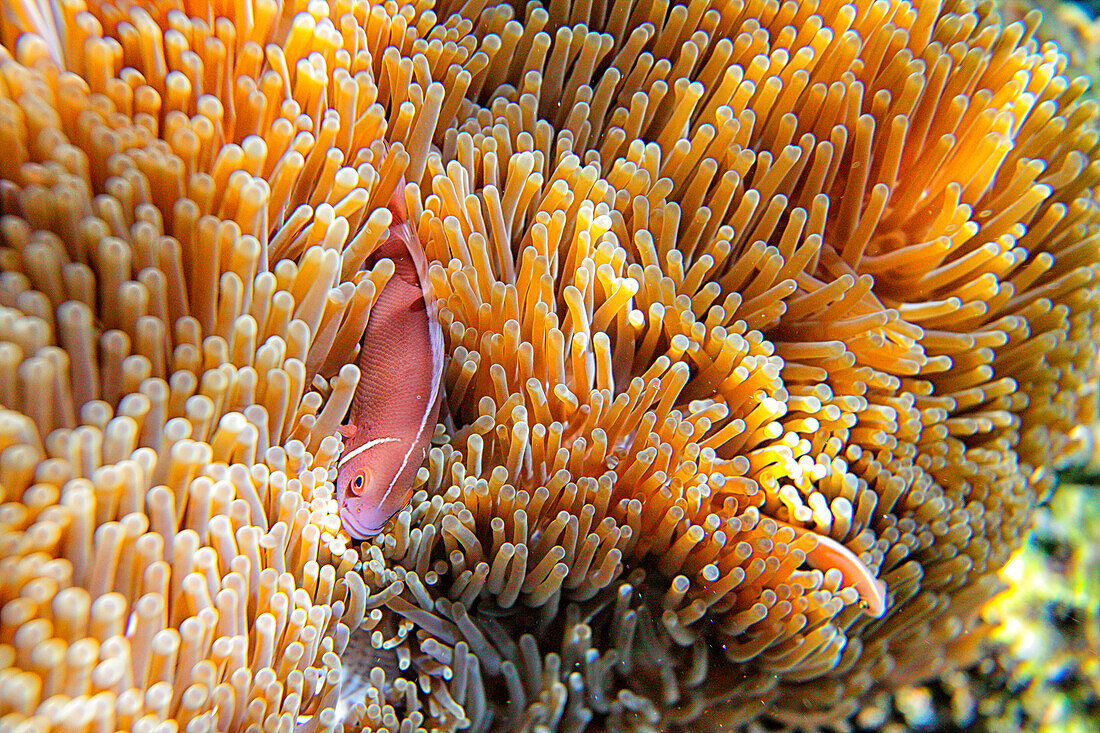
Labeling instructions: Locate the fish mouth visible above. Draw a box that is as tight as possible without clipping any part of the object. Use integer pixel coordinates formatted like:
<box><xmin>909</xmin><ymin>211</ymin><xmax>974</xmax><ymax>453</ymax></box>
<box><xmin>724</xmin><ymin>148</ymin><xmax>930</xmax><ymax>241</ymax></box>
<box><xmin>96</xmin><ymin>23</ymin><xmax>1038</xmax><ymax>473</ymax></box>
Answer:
<box><xmin>339</xmin><ymin>504</ymin><xmax>386</xmax><ymax>540</ymax></box>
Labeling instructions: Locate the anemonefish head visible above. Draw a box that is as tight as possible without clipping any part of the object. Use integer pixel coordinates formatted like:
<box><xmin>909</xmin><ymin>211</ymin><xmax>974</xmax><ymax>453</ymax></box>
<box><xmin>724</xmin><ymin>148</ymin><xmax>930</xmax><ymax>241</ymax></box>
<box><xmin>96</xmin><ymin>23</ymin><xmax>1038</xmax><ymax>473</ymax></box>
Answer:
<box><xmin>335</xmin><ymin>437</ymin><xmax>405</xmax><ymax>539</ymax></box>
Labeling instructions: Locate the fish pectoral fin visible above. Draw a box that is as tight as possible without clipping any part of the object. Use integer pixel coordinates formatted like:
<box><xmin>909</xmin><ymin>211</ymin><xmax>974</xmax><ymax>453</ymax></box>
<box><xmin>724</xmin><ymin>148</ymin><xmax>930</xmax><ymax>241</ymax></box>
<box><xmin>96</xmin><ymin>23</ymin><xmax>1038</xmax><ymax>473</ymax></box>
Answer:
<box><xmin>337</xmin><ymin>423</ymin><xmax>358</xmax><ymax>439</ymax></box>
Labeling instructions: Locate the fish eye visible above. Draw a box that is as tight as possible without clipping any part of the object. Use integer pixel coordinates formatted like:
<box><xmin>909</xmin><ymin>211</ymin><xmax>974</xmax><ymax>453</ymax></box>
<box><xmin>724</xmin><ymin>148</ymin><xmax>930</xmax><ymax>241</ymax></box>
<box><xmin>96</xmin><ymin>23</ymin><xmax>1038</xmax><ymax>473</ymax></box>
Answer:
<box><xmin>349</xmin><ymin>471</ymin><xmax>368</xmax><ymax>496</ymax></box>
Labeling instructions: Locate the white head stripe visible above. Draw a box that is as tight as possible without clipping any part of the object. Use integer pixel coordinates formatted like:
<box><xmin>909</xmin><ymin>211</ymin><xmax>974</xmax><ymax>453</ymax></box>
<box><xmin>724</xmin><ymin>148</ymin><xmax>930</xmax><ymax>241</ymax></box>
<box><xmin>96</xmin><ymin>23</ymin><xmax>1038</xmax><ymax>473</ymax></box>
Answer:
<box><xmin>337</xmin><ymin>437</ymin><xmax>400</xmax><ymax>468</ymax></box>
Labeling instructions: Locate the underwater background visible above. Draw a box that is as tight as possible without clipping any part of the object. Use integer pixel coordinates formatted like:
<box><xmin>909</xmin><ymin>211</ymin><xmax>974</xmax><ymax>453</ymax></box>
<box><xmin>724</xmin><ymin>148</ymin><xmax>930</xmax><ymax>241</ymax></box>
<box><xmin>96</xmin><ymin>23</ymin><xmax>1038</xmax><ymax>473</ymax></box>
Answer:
<box><xmin>2</xmin><ymin>0</ymin><xmax>1100</xmax><ymax>726</ymax></box>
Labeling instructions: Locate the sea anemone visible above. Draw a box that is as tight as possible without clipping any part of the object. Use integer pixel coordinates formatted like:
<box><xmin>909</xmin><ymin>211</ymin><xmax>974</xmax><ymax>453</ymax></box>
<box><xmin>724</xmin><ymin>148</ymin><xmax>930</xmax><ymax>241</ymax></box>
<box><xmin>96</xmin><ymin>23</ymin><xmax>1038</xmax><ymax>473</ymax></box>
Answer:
<box><xmin>1</xmin><ymin>0</ymin><xmax>1098</xmax><ymax>731</ymax></box>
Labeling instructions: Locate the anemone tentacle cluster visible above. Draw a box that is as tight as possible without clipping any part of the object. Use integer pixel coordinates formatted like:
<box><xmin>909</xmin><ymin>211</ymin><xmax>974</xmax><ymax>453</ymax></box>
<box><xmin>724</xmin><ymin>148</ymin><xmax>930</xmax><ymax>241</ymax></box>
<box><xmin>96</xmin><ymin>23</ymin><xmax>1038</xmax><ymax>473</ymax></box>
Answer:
<box><xmin>1</xmin><ymin>0</ymin><xmax>1098</xmax><ymax>731</ymax></box>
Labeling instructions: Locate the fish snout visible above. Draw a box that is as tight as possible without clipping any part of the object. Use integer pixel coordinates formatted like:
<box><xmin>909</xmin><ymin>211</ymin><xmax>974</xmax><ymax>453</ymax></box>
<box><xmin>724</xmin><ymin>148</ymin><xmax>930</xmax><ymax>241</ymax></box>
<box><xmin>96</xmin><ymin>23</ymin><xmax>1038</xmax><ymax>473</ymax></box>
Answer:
<box><xmin>339</xmin><ymin>501</ymin><xmax>388</xmax><ymax>540</ymax></box>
